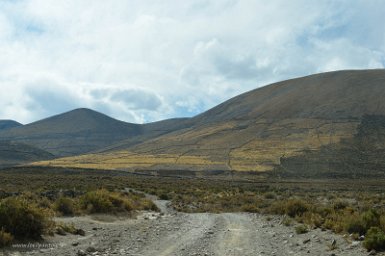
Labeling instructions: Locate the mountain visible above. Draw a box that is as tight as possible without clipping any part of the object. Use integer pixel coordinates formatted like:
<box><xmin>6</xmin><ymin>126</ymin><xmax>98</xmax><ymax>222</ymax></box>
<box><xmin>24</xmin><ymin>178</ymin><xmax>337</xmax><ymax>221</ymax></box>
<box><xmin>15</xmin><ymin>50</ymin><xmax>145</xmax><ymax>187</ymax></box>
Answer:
<box><xmin>38</xmin><ymin>69</ymin><xmax>385</xmax><ymax>175</ymax></box>
<box><xmin>0</xmin><ymin>108</ymin><xmax>141</xmax><ymax>156</ymax></box>
<box><xmin>0</xmin><ymin>141</ymin><xmax>54</xmax><ymax>168</ymax></box>
<box><xmin>0</xmin><ymin>108</ymin><xmax>192</xmax><ymax>163</ymax></box>
<box><xmin>0</xmin><ymin>120</ymin><xmax>22</xmax><ymax>131</ymax></box>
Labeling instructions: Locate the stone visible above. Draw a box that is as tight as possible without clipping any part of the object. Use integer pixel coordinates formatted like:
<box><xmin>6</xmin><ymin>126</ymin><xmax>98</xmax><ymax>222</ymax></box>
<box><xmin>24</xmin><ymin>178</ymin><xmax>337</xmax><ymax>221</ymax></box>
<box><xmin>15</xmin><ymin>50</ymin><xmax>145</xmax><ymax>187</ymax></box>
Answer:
<box><xmin>86</xmin><ymin>246</ymin><xmax>97</xmax><ymax>253</ymax></box>
<box><xmin>56</xmin><ymin>227</ymin><xmax>66</xmax><ymax>236</ymax></box>
<box><xmin>76</xmin><ymin>229</ymin><xmax>86</xmax><ymax>236</ymax></box>
<box><xmin>77</xmin><ymin>250</ymin><xmax>87</xmax><ymax>256</ymax></box>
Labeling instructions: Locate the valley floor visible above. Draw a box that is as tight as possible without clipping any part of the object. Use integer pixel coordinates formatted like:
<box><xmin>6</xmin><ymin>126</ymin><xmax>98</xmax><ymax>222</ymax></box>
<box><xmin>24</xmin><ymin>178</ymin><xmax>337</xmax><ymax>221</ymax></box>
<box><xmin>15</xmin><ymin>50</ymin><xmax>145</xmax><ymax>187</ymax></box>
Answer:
<box><xmin>1</xmin><ymin>199</ymin><xmax>370</xmax><ymax>256</ymax></box>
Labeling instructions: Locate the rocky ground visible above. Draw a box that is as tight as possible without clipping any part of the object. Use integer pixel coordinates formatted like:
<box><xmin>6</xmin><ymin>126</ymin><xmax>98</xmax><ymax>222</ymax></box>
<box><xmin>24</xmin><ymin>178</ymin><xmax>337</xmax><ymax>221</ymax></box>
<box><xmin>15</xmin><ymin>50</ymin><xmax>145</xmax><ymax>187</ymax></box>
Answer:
<box><xmin>0</xmin><ymin>199</ymin><xmax>377</xmax><ymax>256</ymax></box>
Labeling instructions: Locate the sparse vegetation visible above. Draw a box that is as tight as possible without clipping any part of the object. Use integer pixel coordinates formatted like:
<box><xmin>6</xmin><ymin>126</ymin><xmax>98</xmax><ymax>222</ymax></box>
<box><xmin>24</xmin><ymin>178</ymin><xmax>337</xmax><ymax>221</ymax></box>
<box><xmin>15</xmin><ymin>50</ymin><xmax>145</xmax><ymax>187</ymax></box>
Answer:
<box><xmin>2</xmin><ymin>166</ymin><xmax>385</xmax><ymax>251</ymax></box>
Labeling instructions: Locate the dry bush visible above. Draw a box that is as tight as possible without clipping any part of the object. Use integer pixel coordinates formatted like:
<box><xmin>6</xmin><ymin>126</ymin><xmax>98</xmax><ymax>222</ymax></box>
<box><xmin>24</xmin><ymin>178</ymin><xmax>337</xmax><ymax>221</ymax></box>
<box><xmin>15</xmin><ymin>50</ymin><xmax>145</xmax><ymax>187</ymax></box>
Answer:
<box><xmin>295</xmin><ymin>224</ymin><xmax>308</xmax><ymax>234</ymax></box>
<box><xmin>54</xmin><ymin>197</ymin><xmax>77</xmax><ymax>216</ymax></box>
<box><xmin>80</xmin><ymin>189</ymin><xmax>158</xmax><ymax>214</ymax></box>
<box><xmin>0</xmin><ymin>197</ymin><xmax>54</xmax><ymax>240</ymax></box>
<box><xmin>80</xmin><ymin>189</ymin><xmax>131</xmax><ymax>213</ymax></box>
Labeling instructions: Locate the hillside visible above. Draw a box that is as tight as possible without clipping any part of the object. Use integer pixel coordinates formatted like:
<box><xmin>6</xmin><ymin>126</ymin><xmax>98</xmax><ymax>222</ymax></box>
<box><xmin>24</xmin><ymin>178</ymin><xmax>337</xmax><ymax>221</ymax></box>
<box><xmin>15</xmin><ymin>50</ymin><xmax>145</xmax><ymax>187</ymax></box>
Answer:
<box><xmin>0</xmin><ymin>109</ymin><xmax>192</xmax><ymax>167</ymax></box>
<box><xmin>97</xmin><ymin>117</ymin><xmax>193</xmax><ymax>153</ymax></box>
<box><xmin>0</xmin><ymin>108</ymin><xmax>141</xmax><ymax>156</ymax></box>
<box><xmin>0</xmin><ymin>141</ymin><xmax>54</xmax><ymax>168</ymax></box>
<box><xmin>37</xmin><ymin>69</ymin><xmax>385</xmax><ymax>174</ymax></box>
<box><xmin>0</xmin><ymin>120</ymin><xmax>22</xmax><ymax>131</ymax></box>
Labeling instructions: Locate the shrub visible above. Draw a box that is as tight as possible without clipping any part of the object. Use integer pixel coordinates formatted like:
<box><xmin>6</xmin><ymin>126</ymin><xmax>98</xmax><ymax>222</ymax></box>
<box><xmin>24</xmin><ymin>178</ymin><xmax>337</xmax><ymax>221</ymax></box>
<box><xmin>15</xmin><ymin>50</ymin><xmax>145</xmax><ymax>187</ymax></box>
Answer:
<box><xmin>80</xmin><ymin>189</ymin><xmax>132</xmax><ymax>214</ymax></box>
<box><xmin>55</xmin><ymin>222</ymin><xmax>85</xmax><ymax>236</ymax></box>
<box><xmin>344</xmin><ymin>214</ymin><xmax>366</xmax><ymax>235</ymax></box>
<box><xmin>140</xmin><ymin>199</ymin><xmax>159</xmax><ymax>212</ymax></box>
<box><xmin>285</xmin><ymin>199</ymin><xmax>309</xmax><ymax>217</ymax></box>
<box><xmin>302</xmin><ymin>212</ymin><xmax>323</xmax><ymax>228</ymax></box>
<box><xmin>295</xmin><ymin>224</ymin><xmax>308</xmax><ymax>234</ymax></box>
<box><xmin>362</xmin><ymin>209</ymin><xmax>380</xmax><ymax>231</ymax></box>
<box><xmin>0</xmin><ymin>228</ymin><xmax>13</xmax><ymax>247</ymax></box>
<box><xmin>159</xmin><ymin>193</ymin><xmax>170</xmax><ymax>200</ymax></box>
<box><xmin>264</xmin><ymin>192</ymin><xmax>276</xmax><ymax>199</ymax></box>
<box><xmin>333</xmin><ymin>200</ymin><xmax>348</xmax><ymax>210</ymax></box>
<box><xmin>54</xmin><ymin>197</ymin><xmax>76</xmax><ymax>216</ymax></box>
<box><xmin>363</xmin><ymin>227</ymin><xmax>385</xmax><ymax>251</ymax></box>
<box><xmin>0</xmin><ymin>197</ymin><xmax>53</xmax><ymax>239</ymax></box>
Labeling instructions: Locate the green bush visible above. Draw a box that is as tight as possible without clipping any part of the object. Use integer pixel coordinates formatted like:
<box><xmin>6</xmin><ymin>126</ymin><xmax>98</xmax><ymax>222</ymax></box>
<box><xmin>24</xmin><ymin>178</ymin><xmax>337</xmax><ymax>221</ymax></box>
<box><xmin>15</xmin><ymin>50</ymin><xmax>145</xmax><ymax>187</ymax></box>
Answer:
<box><xmin>0</xmin><ymin>197</ymin><xmax>53</xmax><ymax>239</ymax></box>
<box><xmin>54</xmin><ymin>197</ymin><xmax>76</xmax><ymax>216</ymax></box>
<box><xmin>363</xmin><ymin>227</ymin><xmax>385</xmax><ymax>251</ymax></box>
<box><xmin>0</xmin><ymin>228</ymin><xmax>13</xmax><ymax>247</ymax></box>
<box><xmin>362</xmin><ymin>209</ymin><xmax>380</xmax><ymax>231</ymax></box>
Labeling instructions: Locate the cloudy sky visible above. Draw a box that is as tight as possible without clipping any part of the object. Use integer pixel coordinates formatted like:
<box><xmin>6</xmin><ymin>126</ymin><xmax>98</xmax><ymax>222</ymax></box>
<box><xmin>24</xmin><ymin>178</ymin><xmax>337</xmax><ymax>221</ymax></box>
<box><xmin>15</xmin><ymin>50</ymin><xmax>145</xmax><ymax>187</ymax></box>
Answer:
<box><xmin>0</xmin><ymin>0</ymin><xmax>384</xmax><ymax>124</ymax></box>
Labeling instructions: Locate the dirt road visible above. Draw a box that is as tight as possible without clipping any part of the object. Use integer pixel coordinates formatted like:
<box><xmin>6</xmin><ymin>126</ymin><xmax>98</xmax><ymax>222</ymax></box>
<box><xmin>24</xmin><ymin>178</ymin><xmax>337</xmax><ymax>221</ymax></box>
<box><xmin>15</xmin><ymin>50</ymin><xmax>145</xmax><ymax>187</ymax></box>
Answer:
<box><xmin>1</xmin><ymin>199</ymin><xmax>370</xmax><ymax>256</ymax></box>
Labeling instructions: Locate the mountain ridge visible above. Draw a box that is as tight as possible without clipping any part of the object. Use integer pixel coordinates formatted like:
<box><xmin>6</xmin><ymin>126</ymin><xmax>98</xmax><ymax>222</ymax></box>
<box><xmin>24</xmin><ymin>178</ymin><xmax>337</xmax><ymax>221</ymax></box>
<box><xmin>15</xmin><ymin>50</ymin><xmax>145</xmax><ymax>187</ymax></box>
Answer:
<box><xmin>35</xmin><ymin>69</ymin><xmax>385</xmax><ymax>174</ymax></box>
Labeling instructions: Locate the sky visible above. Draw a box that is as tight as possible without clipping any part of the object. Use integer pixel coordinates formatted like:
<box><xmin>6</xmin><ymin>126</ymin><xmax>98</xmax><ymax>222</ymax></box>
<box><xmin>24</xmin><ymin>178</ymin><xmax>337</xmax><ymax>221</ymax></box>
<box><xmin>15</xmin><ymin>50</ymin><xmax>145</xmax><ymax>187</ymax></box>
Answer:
<box><xmin>0</xmin><ymin>0</ymin><xmax>384</xmax><ymax>124</ymax></box>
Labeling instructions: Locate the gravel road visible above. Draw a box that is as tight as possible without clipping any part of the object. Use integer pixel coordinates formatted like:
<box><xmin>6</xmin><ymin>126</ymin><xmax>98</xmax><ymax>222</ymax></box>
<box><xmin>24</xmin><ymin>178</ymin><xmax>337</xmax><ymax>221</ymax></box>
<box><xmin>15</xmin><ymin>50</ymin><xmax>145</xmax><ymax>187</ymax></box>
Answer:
<box><xmin>0</xmin><ymin>199</ymin><xmax>372</xmax><ymax>256</ymax></box>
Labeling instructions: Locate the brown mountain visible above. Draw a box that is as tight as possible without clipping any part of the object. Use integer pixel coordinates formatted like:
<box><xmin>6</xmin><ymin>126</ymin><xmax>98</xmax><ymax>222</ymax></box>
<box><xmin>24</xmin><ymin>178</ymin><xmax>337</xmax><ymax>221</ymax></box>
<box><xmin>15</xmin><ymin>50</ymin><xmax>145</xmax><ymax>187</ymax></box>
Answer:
<box><xmin>38</xmin><ymin>69</ymin><xmax>385</xmax><ymax>174</ymax></box>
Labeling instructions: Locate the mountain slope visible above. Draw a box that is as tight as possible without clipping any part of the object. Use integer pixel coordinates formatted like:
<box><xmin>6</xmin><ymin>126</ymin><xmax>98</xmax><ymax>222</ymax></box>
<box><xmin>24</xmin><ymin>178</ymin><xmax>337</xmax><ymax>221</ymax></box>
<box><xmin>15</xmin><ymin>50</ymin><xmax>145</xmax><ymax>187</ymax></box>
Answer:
<box><xmin>0</xmin><ymin>141</ymin><xmax>54</xmax><ymax>168</ymax></box>
<box><xmin>36</xmin><ymin>69</ymin><xmax>385</xmax><ymax>173</ymax></box>
<box><xmin>192</xmin><ymin>69</ymin><xmax>385</xmax><ymax>123</ymax></box>
<box><xmin>97</xmin><ymin>118</ymin><xmax>193</xmax><ymax>153</ymax></box>
<box><xmin>0</xmin><ymin>120</ymin><xmax>22</xmax><ymax>131</ymax></box>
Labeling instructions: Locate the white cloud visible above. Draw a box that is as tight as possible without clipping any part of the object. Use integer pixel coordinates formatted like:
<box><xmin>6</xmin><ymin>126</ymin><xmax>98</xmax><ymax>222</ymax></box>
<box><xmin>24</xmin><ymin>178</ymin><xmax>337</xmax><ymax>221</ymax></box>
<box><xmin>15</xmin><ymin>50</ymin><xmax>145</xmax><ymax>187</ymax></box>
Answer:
<box><xmin>0</xmin><ymin>0</ymin><xmax>384</xmax><ymax>123</ymax></box>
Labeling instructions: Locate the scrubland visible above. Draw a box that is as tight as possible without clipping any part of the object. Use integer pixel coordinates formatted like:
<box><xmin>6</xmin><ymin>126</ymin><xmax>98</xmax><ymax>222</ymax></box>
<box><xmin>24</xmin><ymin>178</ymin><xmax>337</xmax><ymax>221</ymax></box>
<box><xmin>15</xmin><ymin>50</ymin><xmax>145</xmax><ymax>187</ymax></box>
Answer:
<box><xmin>1</xmin><ymin>166</ymin><xmax>385</xmax><ymax>252</ymax></box>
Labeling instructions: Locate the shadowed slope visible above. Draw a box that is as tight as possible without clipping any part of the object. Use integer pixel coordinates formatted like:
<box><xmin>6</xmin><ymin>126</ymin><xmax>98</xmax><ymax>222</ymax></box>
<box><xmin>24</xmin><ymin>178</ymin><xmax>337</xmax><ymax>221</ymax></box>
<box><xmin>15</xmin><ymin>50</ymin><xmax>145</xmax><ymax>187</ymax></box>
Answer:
<box><xmin>0</xmin><ymin>120</ymin><xmax>22</xmax><ymax>131</ymax></box>
<box><xmin>0</xmin><ymin>141</ymin><xmax>54</xmax><ymax>168</ymax></box>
